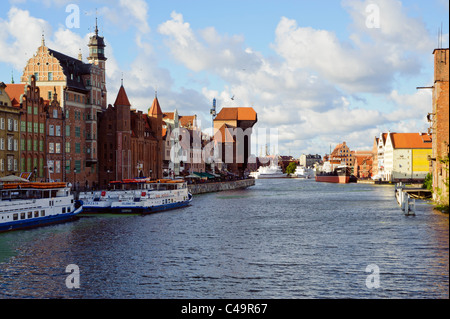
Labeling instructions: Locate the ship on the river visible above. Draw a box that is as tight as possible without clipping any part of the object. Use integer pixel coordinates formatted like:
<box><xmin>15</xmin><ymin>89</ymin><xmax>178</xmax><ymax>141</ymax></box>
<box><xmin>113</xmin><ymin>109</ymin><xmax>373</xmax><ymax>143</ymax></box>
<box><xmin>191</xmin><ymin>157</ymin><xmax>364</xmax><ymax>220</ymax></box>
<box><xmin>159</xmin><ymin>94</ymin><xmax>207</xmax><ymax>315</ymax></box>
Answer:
<box><xmin>78</xmin><ymin>178</ymin><xmax>192</xmax><ymax>214</ymax></box>
<box><xmin>315</xmin><ymin>162</ymin><xmax>352</xmax><ymax>183</ymax></box>
<box><xmin>0</xmin><ymin>180</ymin><xmax>82</xmax><ymax>232</ymax></box>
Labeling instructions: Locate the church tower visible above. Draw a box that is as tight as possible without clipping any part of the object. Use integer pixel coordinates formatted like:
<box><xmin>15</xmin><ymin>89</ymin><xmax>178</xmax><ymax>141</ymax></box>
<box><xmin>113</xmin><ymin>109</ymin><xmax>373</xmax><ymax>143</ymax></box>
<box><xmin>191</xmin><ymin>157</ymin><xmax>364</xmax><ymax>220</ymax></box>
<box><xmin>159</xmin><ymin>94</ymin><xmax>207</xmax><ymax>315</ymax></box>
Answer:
<box><xmin>87</xmin><ymin>18</ymin><xmax>107</xmax><ymax>109</ymax></box>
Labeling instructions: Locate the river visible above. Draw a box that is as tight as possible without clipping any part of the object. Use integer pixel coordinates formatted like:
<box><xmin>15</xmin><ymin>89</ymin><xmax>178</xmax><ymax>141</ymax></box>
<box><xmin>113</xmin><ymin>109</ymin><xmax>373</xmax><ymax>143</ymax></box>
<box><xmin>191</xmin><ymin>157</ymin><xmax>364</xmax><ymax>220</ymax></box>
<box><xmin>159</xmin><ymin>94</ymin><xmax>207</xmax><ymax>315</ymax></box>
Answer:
<box><xmin>0</xmin><ymin>179</ymin><xmax>448</xmax><ymax>299</ymax></box>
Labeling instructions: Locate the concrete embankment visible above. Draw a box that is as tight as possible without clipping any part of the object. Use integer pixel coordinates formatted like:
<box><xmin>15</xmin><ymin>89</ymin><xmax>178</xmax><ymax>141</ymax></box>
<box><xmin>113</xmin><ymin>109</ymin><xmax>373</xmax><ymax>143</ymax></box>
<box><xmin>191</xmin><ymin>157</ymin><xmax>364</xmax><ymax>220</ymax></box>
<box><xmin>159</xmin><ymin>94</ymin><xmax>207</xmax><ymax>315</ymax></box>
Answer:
<box><xmin>188</xmin><ymin>179</ymin><xmax>255</xmax><ymax>195</ymax></box>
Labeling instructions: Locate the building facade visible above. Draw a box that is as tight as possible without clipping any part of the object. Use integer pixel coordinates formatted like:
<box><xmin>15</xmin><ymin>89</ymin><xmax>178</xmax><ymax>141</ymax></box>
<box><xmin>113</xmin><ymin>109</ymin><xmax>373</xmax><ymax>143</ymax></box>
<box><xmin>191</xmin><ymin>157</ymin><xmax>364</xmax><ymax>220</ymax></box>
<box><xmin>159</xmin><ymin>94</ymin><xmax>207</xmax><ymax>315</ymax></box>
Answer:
<box><xmin>376</xmin><ymin>132</ymin><xmax>432</xmax><ymax>182</ymax></box>
<box><xmin>0</xmin><ymin>82</ymin><xmax>20</xmax><ymax>177</ymax></box>
<box><xmin>98</xmin><ymin>85</ymin><xmax>163</xmax><ymax>188</ymax></box>
<box><xmin>20</xmin><ymin>24</ymin><xmax>107</xmax><ymax>187</ymax></box>
<box><xmin>213</xmin><ymin>107</ymin><xmax>257</xmax><ymax>176</ymax></box>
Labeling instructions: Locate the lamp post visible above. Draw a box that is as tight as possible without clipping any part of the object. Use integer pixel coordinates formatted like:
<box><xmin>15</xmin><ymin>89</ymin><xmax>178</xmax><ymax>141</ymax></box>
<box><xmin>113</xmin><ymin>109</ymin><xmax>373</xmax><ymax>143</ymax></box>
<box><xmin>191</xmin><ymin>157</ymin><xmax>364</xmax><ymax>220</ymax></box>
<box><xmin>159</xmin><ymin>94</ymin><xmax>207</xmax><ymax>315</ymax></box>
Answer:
<box><xmin>73</xmin><ymin>167</ymin><xmax>76</xmax><ymax>190</ymax></box>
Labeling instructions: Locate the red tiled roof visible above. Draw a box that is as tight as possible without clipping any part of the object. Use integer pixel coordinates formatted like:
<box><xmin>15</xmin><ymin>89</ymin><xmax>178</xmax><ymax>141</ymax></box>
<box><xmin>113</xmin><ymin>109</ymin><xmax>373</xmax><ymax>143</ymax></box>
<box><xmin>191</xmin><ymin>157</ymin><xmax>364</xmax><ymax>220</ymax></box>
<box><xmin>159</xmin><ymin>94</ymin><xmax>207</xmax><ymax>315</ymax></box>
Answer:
<box><xmin>390</xmin><ymin>133</ymin><xmax>432</xmax><ymax>149</ymax></box>
<box><xmin>214</xmin><ymin>107</ymin><xmax>257</xmax><ymax>121</ymax></box>
<box><xmin>4</xmin><ymin>84</ymin><xmax>26</xmax><ymax>107</ymax></box>
<box><xmin>148</xmin><ymin>97</ymin><xmax>162</xmax><ymax>116</ymax></box>
<box><xmin>114</xmin><ymin>85</ymin><xmax>131</xmax><ymax>107</ymax></box>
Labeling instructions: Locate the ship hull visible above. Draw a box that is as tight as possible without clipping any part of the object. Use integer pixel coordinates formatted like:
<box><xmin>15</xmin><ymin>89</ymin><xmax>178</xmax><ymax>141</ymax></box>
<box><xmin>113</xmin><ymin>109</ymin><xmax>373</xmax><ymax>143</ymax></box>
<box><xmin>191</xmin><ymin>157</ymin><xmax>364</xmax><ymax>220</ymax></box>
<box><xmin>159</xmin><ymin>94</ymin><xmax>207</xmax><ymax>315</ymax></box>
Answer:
<box><xmin>315</xmin><ymin>175</ymin><xmax>350</xmax><ymax>183</ymax></box>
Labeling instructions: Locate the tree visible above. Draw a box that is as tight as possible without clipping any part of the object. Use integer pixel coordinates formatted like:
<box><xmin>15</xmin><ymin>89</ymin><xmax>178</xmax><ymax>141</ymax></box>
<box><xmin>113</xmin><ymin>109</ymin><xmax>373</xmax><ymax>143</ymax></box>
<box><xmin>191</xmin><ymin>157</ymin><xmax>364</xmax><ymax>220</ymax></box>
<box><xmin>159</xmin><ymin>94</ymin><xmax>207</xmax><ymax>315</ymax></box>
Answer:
<box><xmin>285</xmin><ymin>162</ymin><xmax>297</xmax><ymax>175</ymax></box>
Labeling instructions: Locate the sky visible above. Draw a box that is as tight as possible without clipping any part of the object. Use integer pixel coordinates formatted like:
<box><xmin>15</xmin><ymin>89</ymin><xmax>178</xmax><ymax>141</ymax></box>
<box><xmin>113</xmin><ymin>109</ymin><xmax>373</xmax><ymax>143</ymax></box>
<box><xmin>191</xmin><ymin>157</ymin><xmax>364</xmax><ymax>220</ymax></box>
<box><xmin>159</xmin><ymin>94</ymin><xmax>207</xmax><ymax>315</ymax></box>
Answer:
<box><xmin>0</xmin><ymin>0</ymin><xmax>448</xmax><ymax>158</ymax></box>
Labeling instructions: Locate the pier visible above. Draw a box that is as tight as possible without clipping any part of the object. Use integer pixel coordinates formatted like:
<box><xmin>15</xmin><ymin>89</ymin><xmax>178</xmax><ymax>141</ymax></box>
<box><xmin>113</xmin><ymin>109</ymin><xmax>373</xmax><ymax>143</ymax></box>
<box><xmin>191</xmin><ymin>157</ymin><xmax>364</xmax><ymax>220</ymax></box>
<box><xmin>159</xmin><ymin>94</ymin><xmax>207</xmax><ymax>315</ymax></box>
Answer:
<box><xmin>395</xmin><ymin>183</ymin><xmax>432</xmax><ymax>216</ymax></box>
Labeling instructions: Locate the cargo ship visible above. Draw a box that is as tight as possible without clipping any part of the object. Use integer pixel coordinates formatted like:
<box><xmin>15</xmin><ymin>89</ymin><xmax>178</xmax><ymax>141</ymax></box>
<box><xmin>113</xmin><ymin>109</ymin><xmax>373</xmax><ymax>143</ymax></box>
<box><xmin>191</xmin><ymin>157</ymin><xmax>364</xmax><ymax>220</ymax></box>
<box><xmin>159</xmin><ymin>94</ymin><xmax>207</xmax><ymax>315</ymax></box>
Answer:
<box><xmin>315</xmin><ymin>162</ymin><xmax>351</xmax><ymax>184</ymax></box>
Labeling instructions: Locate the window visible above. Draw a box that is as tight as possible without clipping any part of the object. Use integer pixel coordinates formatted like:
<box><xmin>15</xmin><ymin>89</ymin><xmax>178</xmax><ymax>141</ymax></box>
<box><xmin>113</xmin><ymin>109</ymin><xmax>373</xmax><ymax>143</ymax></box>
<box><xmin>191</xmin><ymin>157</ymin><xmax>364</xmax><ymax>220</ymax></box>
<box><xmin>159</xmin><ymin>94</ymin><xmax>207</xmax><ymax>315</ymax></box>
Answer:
<box><xmin>49</xmin><ymin>125</ymin><xmax>54</xmax><ymax>136</ymax></box>
<box><xmin>75</xmin><ymin>143</ymin><xmax>80</xmax><ymax>153</ymax></box>
<box><xmin>53</xmin><ymin>109</ymin><xmax>58</xmax><ymax>118</ymax></box>
<box><xmin>34</xmin><ymin>72</ymin><xmax>39</xmax><ymax>81</ymax></box>
<box><xmin>39</xmin><ymin>123</ymin><xmax>44</xmax><ymax>134</ymax></box>
<box><xmin>0</xmin><ymin>118</ymin><xmax>4</xmax><ymax>130</ymax></box>
<box><xmin>48</xmin><ymin>91</ymin><xmax>52</xmax><ymax>100</ymax></box>
<box><xmin>14</xmin><ymin>120</ymin><xmax>18</xmax><ymax>131</ymax></box>
<box><xmin>66</xmin><ymin>125</ymin><xmax>70</xmax><ymax>137</ymax></box>
<box><xmin>33</xmin><ymin>122</ymin><xmax>38</xmax><ymax>133</ymax></box>
<box><xmin>21</xmin><ymin>121</ymin><xmax>25</xmax><ymax>132</ymax></box>
<box><xmin>75</xmin><ymin>127</ymin><xmax>80</xmax><ymax>137</ymax></box>
<box><xmin>49</xmin><ymin>142</ymin><xmax>54</xmax><ymax>153</ymax></box>
<box><xmin>0</xmin><ymin>159</ymin><xmax>3</xmax><ymax>171</ymax></box>
<box><xmin>7</xmin><ymin>118</ymin><xmax>13</xmax><ymax>131</ymax></box>
<box><xmin>55</xmin><ymin>125</ymin><xmax>61</xmax><ymax>136</ymax></box>
<box><xmin>55</xmin><ymin>143</ymin><xmax>61</xmax><ymax>154</ymax></box>
<box><xmin>48</xmin><ymin>72</ymin><xmax>53</xmax><ymax>81</ymax></box>
<box><xmin>7</xmin><ymin>136</ymin><xmax>13</xmax><ymax>150</ymax></box>
<box><xmin>55</xmin><ymin>160</ymin><xmax>61</xmax><ymax>173</ymax></box>
<box><xmin>65</xmin><ymin>142</ymin><xmax>70</xmax><ymax>153</ymax></box>
<box><xmin>0</xmin><ymin>138</ymin><xmax>3</xmax><ymax>150</ymax></box>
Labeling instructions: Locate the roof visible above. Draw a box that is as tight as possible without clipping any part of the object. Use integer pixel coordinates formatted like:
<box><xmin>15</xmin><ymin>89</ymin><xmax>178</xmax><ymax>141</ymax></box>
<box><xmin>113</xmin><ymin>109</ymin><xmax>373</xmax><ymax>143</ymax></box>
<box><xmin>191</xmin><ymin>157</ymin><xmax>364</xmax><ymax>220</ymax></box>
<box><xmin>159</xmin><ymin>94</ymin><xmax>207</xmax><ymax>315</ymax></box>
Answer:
<box><xmin>48</xmin><ymin>48</ymin><xmax>92</xmax><ymax>92</ymax></box>
<box><xmin>163</xmin><ymin>112</ymin><xmax>196</xmax><ymax>127</ymax></box>
<box><xmin>4</xmin><ymin>84</ymin><xmax>26</xmax><ymax>107</ymax></box>
<box><xmin>214</xmin><ymin>107</ymin><xmax>257</xmax><ymax>121</ymax></box>
<box><xmin>390</xmin><ymin>133</ymin><xmax>432</xmax><ymax>149</ymax></box>
<box><xmin>148</xmin><ymin>96</ymin><xmax>162</xmax><ymax>116</ymax></box>
<box><xmin>114</xmin><ymin>85</ymin><xmax>131</xmax><ymax>107</ymax></box>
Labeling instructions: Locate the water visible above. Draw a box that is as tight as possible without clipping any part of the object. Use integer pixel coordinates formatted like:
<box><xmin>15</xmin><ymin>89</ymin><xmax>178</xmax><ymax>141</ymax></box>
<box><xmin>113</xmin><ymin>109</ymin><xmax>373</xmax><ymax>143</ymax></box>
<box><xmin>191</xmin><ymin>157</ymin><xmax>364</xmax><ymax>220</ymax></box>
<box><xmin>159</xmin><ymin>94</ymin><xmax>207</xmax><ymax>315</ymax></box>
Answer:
<box><xmin>0</xmin><ymin>179</ymin><xmax>448</xmax><ymax>299</ymax></box>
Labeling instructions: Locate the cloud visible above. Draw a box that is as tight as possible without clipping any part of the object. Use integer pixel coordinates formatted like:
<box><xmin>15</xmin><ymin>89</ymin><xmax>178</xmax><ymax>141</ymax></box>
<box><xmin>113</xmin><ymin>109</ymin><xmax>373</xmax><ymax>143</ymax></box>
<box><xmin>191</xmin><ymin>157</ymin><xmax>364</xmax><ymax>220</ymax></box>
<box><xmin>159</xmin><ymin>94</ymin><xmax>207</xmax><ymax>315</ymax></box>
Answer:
<box><xmin>0</xmin><ymin>7</ymin><xmax>50</xmax><ymax>70</ymax></box>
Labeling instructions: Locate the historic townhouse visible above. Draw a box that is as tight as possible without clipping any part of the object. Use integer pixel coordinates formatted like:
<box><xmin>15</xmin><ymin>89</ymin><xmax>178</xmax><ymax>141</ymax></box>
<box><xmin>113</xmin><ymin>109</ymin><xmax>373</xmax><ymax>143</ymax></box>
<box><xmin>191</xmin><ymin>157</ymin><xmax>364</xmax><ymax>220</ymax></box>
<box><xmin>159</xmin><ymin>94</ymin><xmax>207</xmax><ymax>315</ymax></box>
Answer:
<box><xmin>5</xmin><ymin>76</ymin><xmax>46</xmax><ymax>180</ymax></box>
<box><xmin>375</xmin><ymin>132</ymin><xmax>432</xmax><ymax>182</ymax></box>
<box><xmin>0</xmin><ymin>82</ymin><xmax>20</xmax><ymax>177</ymax></box>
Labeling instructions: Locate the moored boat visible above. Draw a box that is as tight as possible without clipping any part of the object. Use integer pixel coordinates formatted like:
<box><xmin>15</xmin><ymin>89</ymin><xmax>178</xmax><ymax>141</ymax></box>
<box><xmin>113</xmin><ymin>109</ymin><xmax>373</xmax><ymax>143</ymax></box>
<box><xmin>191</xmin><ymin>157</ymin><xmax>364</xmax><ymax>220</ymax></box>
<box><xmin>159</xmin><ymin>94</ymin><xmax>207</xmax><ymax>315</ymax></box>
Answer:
<box><xmin>78</xmin><ymin>178</ymin><xmax>193</xmax><ymax>214</ymax></box>
<box><xmin>250</xmin><ymin>161</ymin><xmax>286</xmax><ymax>179</ymax></box>
<box><xmin>0</xmin><ymin>181</ymin><xmax>82</xmax><ymax>232</ymax></box>
<box><xmin>315</xmin><ymin>162</ymin><xmax>351</xmax><ymax>184</ymax></box>
<box><xmin>294</xmin><ymin>166</ymin><xmax>315</xmax><ymax>179</ymax></box>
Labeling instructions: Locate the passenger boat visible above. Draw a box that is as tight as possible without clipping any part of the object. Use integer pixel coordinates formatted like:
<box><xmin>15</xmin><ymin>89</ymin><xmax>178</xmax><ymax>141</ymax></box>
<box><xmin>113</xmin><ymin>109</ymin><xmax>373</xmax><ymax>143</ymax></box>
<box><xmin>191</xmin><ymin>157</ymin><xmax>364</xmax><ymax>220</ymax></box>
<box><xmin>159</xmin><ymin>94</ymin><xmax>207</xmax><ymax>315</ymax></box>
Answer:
<box><xmin>0</xmin><ymin>181</ymin><xmax>82</xmax><ymax>232</ymax></box>
<box><xmin>250</xmin><ymin>161</ymin><xmax>286</xmax><ymax>179</ymax></box>
<box><xmin>78</xmin><ymin>179</ymin><xmax>193</xmax><ymax>214</ymax></box>
<box><xmin>315</xmin><ymin>162</ymin><xmax>351</xmax><ymax>184</ymax></box>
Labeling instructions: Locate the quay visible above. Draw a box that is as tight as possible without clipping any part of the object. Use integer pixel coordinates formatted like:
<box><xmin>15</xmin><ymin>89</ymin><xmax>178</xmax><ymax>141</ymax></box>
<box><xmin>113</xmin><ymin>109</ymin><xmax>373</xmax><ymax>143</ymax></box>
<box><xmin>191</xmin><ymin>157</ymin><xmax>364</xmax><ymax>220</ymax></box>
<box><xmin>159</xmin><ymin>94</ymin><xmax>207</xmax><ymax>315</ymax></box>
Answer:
<box><xmin>187</xmin><ymin>179</ymin><xmax>255</xmax><ymax>195</ymax></box>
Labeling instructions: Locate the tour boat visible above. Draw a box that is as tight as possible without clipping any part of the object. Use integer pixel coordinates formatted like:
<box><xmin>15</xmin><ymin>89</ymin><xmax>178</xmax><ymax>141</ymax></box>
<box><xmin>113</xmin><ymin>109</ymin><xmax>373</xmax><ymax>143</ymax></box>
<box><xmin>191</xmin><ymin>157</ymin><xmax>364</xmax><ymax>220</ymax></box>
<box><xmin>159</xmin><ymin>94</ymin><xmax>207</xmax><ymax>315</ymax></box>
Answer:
<box><xmin>250</xmin><ymin>162</ymin><xmax>286</xmax><ymax>179</ymax></box>
<box><xmin>0</xmin><ymin>181</ymin><xmax>82</xmax><ymax>232</ymax></box>
<box><xmin>78</xmin><ymin>179</ymin><xmax>193</xmax><ymax>214</ymax></box>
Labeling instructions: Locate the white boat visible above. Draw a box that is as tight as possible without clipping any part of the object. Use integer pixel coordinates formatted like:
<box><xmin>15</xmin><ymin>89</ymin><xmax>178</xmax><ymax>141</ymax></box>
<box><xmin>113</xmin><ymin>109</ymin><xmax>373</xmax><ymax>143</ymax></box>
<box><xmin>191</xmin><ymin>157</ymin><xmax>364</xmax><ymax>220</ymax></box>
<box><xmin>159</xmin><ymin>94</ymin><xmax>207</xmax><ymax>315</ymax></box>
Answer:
<box><xmin>294</xmin><ymin>166</ymin><xmax>315</xmax><ymax>179</ymax></box>
<box><xmin>78</xmin><ymin>179</ymin><xmax>192</xmax><ymax>214</ymax></box>
<box><xmin>250</xmin><ymin>162</ymin><xmax>286</xmax><ymax>179</ymax></box>
<box><xmin>0</xmin><ymin>182</ymin><xmax>82</xmax><ymax>232</ymax></box>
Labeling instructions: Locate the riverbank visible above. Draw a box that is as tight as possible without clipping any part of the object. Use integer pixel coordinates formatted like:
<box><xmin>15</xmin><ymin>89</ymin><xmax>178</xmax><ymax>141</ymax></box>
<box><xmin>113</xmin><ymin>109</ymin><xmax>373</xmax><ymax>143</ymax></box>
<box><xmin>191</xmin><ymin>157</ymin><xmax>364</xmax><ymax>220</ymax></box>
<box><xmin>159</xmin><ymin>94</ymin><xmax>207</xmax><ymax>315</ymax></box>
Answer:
<box><xmin>188</xmin><ymin>178</ymin><xmax>255</xmax><ymax>195</ymax></box>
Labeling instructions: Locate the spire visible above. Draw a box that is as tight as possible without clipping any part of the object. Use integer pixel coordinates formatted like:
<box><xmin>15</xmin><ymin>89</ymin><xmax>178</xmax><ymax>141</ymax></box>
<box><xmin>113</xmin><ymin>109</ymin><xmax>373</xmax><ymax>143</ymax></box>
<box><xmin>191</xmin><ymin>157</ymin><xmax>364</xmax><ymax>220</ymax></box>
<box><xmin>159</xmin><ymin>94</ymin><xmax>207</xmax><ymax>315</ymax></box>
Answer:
<box><xmin>41</xmin><ymin>31</ymin><xmax>45</xmax><ymax>47</ymax></box>
<box><xmin>95</xmin><ymin>16</ymin><xmax>99</xmax><ymax>36</ymax></box>
<box><xmin>114</xmin><ymin>85</ymin><xmax>131</xmax><ymax>107</ymax></box>
<box><xmin>11</xmin><ymin>70</ymin><xmax>14</xmax><ymax>84</ymax></box>
<box><xmin>148</xmin><ymin>95</ymin><xmax>162</xmax><ymax>117</ymax></box>
<box><xmin>78</xmin><ymin>48</ymin><xmax>82</xmax><ymax>61</ymax></box>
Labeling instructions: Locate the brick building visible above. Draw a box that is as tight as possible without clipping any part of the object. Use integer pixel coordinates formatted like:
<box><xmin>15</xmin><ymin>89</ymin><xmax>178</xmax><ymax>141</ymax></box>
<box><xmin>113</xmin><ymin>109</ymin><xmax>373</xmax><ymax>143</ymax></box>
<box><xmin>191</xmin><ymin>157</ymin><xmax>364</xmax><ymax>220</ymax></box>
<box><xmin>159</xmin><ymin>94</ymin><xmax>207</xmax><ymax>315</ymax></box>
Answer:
<box><xmin>19</xmin><ymin>24</ymin><xmax>107</xmax><ymax>187</ymax></box>
<box><xmin>97</xmin><ymin>85</ymin><xmax>162</xmax><ymax>187</ymax></box>
<box><xmin>5</xmin><ymin>76</ymin><xmax>47</xmax><ymax>180</ymax></box>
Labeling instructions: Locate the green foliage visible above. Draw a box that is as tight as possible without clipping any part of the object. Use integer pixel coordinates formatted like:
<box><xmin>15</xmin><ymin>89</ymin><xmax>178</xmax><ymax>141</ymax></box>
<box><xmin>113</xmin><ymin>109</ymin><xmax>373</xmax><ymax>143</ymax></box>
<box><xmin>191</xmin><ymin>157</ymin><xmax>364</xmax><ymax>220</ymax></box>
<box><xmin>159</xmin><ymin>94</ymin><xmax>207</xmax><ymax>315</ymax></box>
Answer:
<box><xmin>285</xmin><ymin>162</ymin><xmax>297</xmax><ymax>175</ymax></box>
<box><xmin>423</xmin><ymin>173</ymin><xmax>433</xmax><ymax>190</ymax></box>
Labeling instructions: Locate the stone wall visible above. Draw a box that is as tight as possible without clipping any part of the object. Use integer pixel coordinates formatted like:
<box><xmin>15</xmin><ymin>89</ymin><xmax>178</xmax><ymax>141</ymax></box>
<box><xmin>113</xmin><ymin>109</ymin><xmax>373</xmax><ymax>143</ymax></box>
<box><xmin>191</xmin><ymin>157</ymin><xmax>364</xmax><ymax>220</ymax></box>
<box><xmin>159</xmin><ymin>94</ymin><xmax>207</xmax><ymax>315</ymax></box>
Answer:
<box><xmin>188</xmin><ymin>179</ymin><xmax>255</xmax><ymax>195</ymax></box>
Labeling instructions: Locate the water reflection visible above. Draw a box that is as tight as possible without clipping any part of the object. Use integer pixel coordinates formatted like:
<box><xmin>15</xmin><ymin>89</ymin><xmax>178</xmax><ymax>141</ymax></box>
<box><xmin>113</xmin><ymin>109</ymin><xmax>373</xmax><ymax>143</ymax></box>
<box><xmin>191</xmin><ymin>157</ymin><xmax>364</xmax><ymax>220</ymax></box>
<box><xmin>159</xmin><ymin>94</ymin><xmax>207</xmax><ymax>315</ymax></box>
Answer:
<box><xmin>0</xmin><ymin>179</ymin><xmax>448</xmax><ymax>298</ymax></box>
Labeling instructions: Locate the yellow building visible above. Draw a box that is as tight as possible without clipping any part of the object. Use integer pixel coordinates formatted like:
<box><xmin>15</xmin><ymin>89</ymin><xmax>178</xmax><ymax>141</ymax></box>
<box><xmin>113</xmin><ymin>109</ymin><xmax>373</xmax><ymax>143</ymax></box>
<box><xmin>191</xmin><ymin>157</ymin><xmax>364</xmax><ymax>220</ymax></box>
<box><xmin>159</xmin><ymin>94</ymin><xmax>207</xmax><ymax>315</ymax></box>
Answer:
<box><xmin>0</xmin><ymin>82</ymin><xmax>20</xmax><ymax>177</ymax></box>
